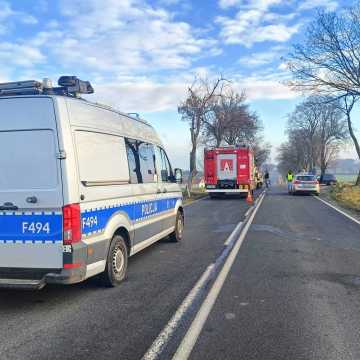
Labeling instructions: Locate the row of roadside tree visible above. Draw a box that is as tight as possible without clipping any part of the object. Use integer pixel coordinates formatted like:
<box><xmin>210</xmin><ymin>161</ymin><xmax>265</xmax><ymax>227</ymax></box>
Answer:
<box><xmin>279</xmin><ymin>4</ymin><xmax>360</xmax><ymax>185</ymax></box>
<box><xmin>177</xmin><ymin>77</ymin><xmax>270</xmax><ymax>192</ymax></box>
<box><xmin>277</xmin><ymin>96</ymin><xmax>348</xmax><ymax>178</ymax></box>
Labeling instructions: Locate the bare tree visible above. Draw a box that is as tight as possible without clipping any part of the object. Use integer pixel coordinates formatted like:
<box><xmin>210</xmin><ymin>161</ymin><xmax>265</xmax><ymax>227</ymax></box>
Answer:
<box><xmin>280</xmin><ymin>96</ymin><xmax>347</xmax><ymax>177</ymax></box>
<box><xmin>278</xmin><ymin>127</ymin><xmax>314</xmax><ymax>175</ymax></box>
<box><xmin>202</xmin><ymin>90</ymin><xmax>259</xmax><ymax>147</ymax></box>
<box><xmin>311</xmin><ymin>97</ymin><xmax>348</xmax><ymax>178</ymax></box>
<box><xmin>223</xmin><ymin>98</ymin><xmax>260</xmax><ymax>146</ymax></box>
<box><xmin>252</xmin><ymin>137</ymin><xmax>271</xmax><ymax>168</ymax></box>
<box><xmin>285</xmin><ymin>6</ymin><xmax>360</xmax><ymax>184</ymax></box>
<box><xmin>178</xmin><ymin>77</ymin><xmax>226</xmax><ymax>192</ymax></box>
<box><xmin>287</xmin><ymin>97</ymin><xmax>322</xmax><ymax>171</ymax></box>
<box><xmin>277</xmin><ymin>141</ymin><xmax>299</xmax><ymax>176</ymax></box>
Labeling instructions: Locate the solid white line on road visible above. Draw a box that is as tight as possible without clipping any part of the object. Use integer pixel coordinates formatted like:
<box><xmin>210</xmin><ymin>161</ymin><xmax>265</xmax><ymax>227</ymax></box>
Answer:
<box><xmin>142</xmin><ymin>264</ymin><xmax>215</xmax><ymax>360</ymax></box>
<box><xmin>142</xmin><ymin>191</ymin><xmax>265</xmax><ymax>360</ymax></box>
<box><xmin>142</xmin><ymin>204</ymin><xmax>248</xmax><ymax>360</ymax></box>
<box><xmin>172</xmin><ymin>192</ymin><xmax>266</xmax><ymax>360</ymax></box>
<box><xmin>224</xmin><ymin>222</ymin><xmax>243</xmax><ymax>246</ymax></box>
<box><xmin>314</xmin><ymin>196</ymin><xmax>360</xmax><ymax>226</ymax></box>
<box><xmin>244</xmin><ymin>208</ymin><xmax>251</xmax><ymax>217</ymax></box>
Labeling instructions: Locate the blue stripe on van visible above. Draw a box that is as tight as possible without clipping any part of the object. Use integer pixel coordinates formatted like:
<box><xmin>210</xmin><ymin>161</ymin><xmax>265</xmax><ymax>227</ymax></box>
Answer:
<box><xmin>81</xmin><ymin>197</ymin><xmax>180</xmax><ymax>235</ymax></box>
<box><xmin>0</xmin><ymin>197</ymin><xmax>180</xmax><ymax>242</ymax></box>
<box><xmin>0</xmin><ymin>213</ymin><xmax>62</xmax><ymax>243</ymax></box>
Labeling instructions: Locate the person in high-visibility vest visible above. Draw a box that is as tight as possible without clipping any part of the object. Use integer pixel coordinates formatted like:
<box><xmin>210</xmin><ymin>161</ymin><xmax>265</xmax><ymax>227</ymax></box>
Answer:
<box><xmin>287</xmin><ymin>170</ymin><xmax>294</xmax><ymax>193</ymax></box>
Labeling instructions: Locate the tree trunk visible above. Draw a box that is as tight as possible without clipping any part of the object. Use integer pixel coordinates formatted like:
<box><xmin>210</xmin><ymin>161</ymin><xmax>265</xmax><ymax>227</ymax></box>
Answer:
<box><xmin>188</xmin><ymin>146</ymin><xmax>197</xmax><ymax>193</ymax></box>
<box><xmin>320</xmin><ymin>146</ymin><xmax>326</xmax><ymax>179</ymax></box>
<box><xmin>356</xmin><ymin>168</ymin><xmax>360</xmax><ymax>187</ymax></box>
<box><xmin>346</xmin><ymin>112</ymin><xmax>360</xmax><ymax>185</ymax></box>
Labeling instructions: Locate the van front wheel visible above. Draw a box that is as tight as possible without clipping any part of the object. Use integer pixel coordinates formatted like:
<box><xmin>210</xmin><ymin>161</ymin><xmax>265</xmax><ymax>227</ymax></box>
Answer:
<box><xmin>169</xmin><ymin>211</ymin><xmax>184</xmax><ymax>242</ymax></box>
<box><xmin>100</xmin><ymin>235</ymin><xmax>128</xmax><ymax>287</ymax></box>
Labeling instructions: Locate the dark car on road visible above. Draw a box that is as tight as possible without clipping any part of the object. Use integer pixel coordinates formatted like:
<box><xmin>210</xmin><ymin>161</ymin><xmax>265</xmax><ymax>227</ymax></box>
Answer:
<box><xmin>319</xmin><ymin>174</ymin><xmax>337</xmax><ymax>186</ymax></box>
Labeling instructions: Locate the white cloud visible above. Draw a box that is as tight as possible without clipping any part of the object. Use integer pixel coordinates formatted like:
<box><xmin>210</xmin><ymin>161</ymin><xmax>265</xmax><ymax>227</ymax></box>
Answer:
<box><xmin>0</xmin><ymin>42</ymin><xmax>45</xmax><ymax>67</ymax></box>
<box><xmin>298</xmin><ymin>0</ymin><xmax>338</xmax><ymax>11</ymax></box>
<box><xmin>238</xmin><ymin>46</ymin><xmax>285</xmax><ymax>67</ymax></box>
<box><xmin>239</xmin><ymin>78</ymin><xmax>298</xmax><ymax>100</ymax></box>
<box><xmin>219</xmin><ymin>0</ymin><xmax>282</xmax><ymax>9</ymax></box>
<box><xmin>85</xmin><ymin>70</ymin><xmax>298</xmax><ymax>116</ymax></box>
<box><xmin>219</xmin><ymin>0</ymin><xmax>241</xmax><ymax>8</ymax></box>
<box><xmin>28</xmin><ymin>0</ymin><xmax>219</xmax><ymax>75</ymax></box>
<box><xmin>216</xmin><ymin>0</ymin><xmax>300</xmax><ymax>47</ymax></box>
<box><xmin>90</xmin><ymin>80</ymin><xmax>187</xmax><ymax>113</ymax></box>
<box><xmin>0</xmin><ymin>1</ymin><xmax>38</xmax><ymax>26</ymax></box>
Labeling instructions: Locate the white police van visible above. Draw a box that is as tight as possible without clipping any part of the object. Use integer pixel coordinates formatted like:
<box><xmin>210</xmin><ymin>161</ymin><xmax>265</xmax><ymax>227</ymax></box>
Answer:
<box><xmin>0</xmin><ymin>76</ymin><xmax>184</xmax><ymax>289</ymax></box>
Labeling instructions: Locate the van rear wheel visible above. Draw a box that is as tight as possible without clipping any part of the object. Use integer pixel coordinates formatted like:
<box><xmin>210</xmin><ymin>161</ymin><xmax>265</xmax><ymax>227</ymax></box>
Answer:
<box><xmin>100</xmin><ymin>235</ymin><xmax>128</xmax><ymax>287</ymax></box>
<box><xmin>169</xmin><ymin>211</ymin><xmax>184</xmax><ymax>242</ymax></box>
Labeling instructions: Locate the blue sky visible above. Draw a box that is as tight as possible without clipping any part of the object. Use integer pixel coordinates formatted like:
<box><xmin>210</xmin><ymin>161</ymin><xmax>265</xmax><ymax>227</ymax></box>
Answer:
<box><xmin>0</xmin><ymin>0</ymin><xmax>356</xmax><ymax>168</ymax></box>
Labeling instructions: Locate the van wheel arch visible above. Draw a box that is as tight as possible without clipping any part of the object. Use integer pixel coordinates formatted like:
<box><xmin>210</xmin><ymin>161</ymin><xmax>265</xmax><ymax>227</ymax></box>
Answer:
<box><xmin>113</xmin><ymin>227</ymin><xmax>131</xmax><ymax>255</ymax></box>
<box><xmin>178</xmin><ymin>206</ymin><xmax>184</xmax><ymax>221</ymax></box>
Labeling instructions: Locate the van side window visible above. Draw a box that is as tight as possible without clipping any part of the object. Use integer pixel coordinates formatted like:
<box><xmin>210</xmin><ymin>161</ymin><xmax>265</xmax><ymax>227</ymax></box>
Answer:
<box><xmin>125</xmin><ymin>139</ymin><xmax>157</xmax><ymax>184</ymax></box>
<box><xmin>75</xmin><ymin>131</ymin><xmax>130</xmax><ymax>185</ymax></box>
<box><xmin>157</xmin><ymin>146</ymin><xmax>174</xmax><ymax>182</ymax></box>
<box><xmin>139</xmin><ymin>142</ymin><xmax>156</xmax><ymax>183</ymax></box>
<box><xmin>126</xmin><ymin>138</ymin><xmax>142</xmax><ymax>184</ymax></box>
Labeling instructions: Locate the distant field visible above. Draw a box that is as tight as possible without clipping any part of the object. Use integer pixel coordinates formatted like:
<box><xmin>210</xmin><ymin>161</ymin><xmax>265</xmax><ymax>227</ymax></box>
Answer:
<box><xmin>336</xmin><ymin>174</ymin><xmax>358</xmax><ymax>184</ymax></box>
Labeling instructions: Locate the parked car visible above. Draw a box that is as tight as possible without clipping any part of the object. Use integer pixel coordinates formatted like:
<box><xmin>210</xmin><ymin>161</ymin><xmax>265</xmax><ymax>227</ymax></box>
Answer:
<box><xmin>319</xmin><ymin>174</ymin><xmax>337</xmax><ymax>186</ymax></box>
<box><xmin>291</xmin><ymin>174</ymin><xmax>320</xmax><ymax>196</ymax></box>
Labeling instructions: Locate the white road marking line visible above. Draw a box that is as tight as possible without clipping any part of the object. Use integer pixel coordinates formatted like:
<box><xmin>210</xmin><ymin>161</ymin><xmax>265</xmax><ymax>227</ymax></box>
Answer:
<box><xmin>142</xmin><ymin>193</ymin><xmax>262</xmax><ymax>360</ymax></box>
<box><xmin>172</xmin><ymin>192</ymin><xmax>266</xmax><ymax>360</ymax></box>
<box><xmin>142</xmin><ymin>191</ymin><xmax>265</xmax><ymax>360</ymax></box>
<box><xmin>314</xmin><ymin>196</ymin><xmax>360</xmax><ymax>226</ymax></box>
<box><xmin>142</xmin><ymin>264</ymin><xmax>215</xmax><ymax>360</ymax></box>
<box><xmin>224</xmin><ymin>222</ymin><xmax>243</xmax><ymax>246</ymax></box>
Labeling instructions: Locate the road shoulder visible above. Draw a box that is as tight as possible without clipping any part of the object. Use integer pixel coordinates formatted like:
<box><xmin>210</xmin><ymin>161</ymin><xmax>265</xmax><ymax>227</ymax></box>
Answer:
<box><xmin>319</xmin><ymin>186</ymin><xmax>360</xmax><ymax>223</ymax></box>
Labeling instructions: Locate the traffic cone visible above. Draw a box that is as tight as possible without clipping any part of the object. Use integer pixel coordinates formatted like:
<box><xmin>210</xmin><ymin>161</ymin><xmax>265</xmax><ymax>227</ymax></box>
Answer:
<box><xmin>246</xmin><ymin>191</ymin><xmax>253</xmax><ymax>204</ymax></box>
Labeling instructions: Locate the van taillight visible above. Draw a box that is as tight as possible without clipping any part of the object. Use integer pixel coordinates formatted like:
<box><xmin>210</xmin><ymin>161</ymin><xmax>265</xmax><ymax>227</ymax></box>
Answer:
<box><xmin>63</xmin><ymin>204</ymin><xmax>81</xmax><ymax>244</ymax></box>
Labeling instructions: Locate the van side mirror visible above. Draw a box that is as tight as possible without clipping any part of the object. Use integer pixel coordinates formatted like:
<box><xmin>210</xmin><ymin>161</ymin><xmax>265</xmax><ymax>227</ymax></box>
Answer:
<box><xmin>174</xmin><ymin>168</ymin><xmax>183</xmax><ymax>184</ymax></box>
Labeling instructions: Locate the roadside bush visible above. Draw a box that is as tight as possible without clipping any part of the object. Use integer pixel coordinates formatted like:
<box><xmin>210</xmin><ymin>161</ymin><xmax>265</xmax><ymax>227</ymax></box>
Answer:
<box><xmin>330</xmin><ymin>184</ymin><xmax>360</xmax><ymax>212</ymax></box>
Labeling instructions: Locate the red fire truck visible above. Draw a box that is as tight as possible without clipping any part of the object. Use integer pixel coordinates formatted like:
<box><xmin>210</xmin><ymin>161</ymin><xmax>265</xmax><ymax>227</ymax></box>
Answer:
<box><xmin>204</xmin><ymin>146</ymin><xmax>256</xmax><ymax>198</ymax></box>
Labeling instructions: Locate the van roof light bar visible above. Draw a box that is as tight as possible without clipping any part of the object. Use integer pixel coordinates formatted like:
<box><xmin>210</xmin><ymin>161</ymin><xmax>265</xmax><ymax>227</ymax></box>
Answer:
<box><xmin>58</xmin><ymin>76</ymin><xmax>94</xmax><ymax>96</ymax></box>
<box><xmin>0</xmin><ymin>76</ymin><xmax>94</xmax><ymax>97</ymax></box>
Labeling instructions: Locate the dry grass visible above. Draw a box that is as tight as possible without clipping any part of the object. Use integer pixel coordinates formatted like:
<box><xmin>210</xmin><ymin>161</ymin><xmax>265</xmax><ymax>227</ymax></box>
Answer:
<box><xmin>182</xmin><ymin>189</ymin><xmax>208</xmax><ymax>205</ymax></box>
<box><xmin>330</xmin><ymin>184</ymin><xmax>360</xmax><ymax>212</ymax></box>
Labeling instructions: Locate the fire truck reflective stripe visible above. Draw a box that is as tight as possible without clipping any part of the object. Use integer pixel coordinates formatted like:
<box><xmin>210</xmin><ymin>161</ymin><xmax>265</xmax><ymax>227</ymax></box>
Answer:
<box><xmin>81</xmin><ymin>197</ymin><xmax>180</xmax><ymax>235</ymax></box>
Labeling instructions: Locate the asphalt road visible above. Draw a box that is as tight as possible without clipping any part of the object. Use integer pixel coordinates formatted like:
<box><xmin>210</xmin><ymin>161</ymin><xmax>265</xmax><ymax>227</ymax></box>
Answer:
<box><xmin>191</xmin><ymin>187</ymin><xmax>360</xmax><ymax>360</ymax></box>
<box><xmin>1</xmin><ymin>187</ymin><xmax>360</xmax><ymax>360</ymax></box>
<box><xmin>0</xmin><ymin>194</ymin><xmax>254</xmax><ymax>360</ymax></box>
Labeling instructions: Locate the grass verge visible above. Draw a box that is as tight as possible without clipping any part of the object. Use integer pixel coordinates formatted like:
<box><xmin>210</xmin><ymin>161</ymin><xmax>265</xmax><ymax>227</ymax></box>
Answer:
<box><xmin>183</xmin><ymin>190</ymin><xmax>208</xmax><ymax>205</ymax></box>
<box><xmin>330</xmin><ymin>183</ymin><xmax>360</xmax><ymax>212</ymax></box>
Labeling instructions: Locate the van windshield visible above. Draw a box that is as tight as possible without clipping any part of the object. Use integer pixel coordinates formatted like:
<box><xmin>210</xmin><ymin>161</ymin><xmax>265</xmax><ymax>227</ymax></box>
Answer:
<box><xmin>0</xmin><ymin>130</ymin><xmax>58</xmax><ymax>190</ymax></box>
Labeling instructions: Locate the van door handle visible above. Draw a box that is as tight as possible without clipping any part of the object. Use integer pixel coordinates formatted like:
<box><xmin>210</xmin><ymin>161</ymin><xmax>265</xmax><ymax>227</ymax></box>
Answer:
<box><xmin>157</xmin><ymin>189</ymin><xmax>161</xmax><ymax>194</ymax></box>
<box><xmin>163</xmin><ymin>189</ymin><xmax>167</xmax><ymax>193</ymax></box>
<box><xmin>26</xmin><ymin>196</ymin><xmax>38</xmax><ymax>204</ymax></box>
